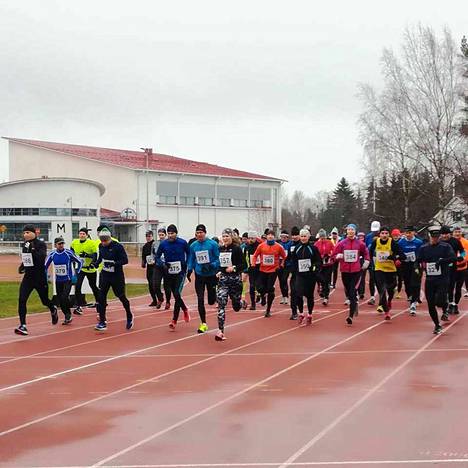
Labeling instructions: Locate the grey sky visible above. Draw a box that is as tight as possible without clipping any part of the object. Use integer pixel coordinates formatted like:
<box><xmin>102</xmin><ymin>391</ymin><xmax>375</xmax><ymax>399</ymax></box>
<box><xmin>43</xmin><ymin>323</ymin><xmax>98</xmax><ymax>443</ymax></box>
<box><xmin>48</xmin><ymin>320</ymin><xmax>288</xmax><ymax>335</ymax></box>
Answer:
<box><xmin>0</xmin><ymin>0</ymin><xmax>466</xmax><ymax>195</ymax></box>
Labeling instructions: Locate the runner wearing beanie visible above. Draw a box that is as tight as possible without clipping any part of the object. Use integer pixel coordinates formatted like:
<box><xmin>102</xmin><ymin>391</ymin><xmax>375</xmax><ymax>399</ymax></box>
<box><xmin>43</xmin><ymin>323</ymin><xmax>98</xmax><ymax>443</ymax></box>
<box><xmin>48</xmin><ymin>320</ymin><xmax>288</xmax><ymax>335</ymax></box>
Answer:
<box><xmin>141</xmin><ymin>230</ymin><xmax>159</xmax><ymax>307</ymax></box>
<box><xmin>151</xmin><ymin>228</ymin><xmax>173</xmax><ymax>309</ymax></box>
<box><xmin>365</xmin><ymin>220</ymin><xmax>380</xmax><ymax>305</ymax></box>
<box><xmin>440</xmin><ymin>226</ymin><xmax>465</xmax><ymax>314</ymax></box>
<box><xmin>398</xmin><ymin>226</ymin><xmax>423</xmax><ymax>315</ymax></box>
<box><xmin>155</xmin><ymin>224</ymin><xmax>190</xmax><ymax>330</ymax></box>
<box><xmin>369</xmin><ymin>226</ymin><xmax>404</xmax><ymax>320</ymax></box>
<box><xmin>70</xmin><ymin>227</ymin><xmax>99</xmax><ymax>315</ymax></box>
<box><xmin>291</xmin><ymin>229</ymin><xmax>322</xmax><ymax>325</ymax></box>
<box><xmin>288</xmin><ymin>226</ymin><xmax>301</xmax><ymax>319</ymax></box>
<box><xmin>330</xmin><ymin>227</ymin><xmax>340</xmax><ymax>288</ymax></box>
<box><xmin>244</xmin><ymin>230</ymin><xmax>261</xmax><ymax>310</ymax></box>
<box><xmin>215</xmin><ymin>229</ymin><xmax>246</xmax><ymax>341</ymax></box>
<box><xmin>277</xmin><ymin>230</ymin><xmax>292</xmax><ymax>304</ymax></box>
<box><xmin>391</xmin><ymin>229</ymin><xmax>403</xmax><ymax>297</ymax></box>
<box><xmin>92</xmin><ymin>228</ymin><xmax>134</xmax><ymax>332</ymax></box>
<box><xmin>15</xmin><ymin>225</ymin><xmax>58</xmax><ymax>335</ymax></box>
<box><xmin>314</xmin><ymin>229</ymin><xmax>334</xmax><ymax>305</ymax></box>
<box><xmin>418</xmin><ymin>226</ymin><xmax>457</xmax><ymax>334</ymax></box>
<box><xmin>333</xmin><ymin>223</ymin><xmax>370</xmax><ymax>325</ymax></box>
<box><xmin>45</xmin><ymin>237</ymin><xmax>83</xmax><ymax>325</ymax></box>
<box><xmin>252</xmin><ymin>229</ymin><xmax>286</xmax><ymax>317</ymax></box>
<box><xmin>187</xmin><ymin>224</ymin><xmax>220</xmax><ymax>333</ymax></box>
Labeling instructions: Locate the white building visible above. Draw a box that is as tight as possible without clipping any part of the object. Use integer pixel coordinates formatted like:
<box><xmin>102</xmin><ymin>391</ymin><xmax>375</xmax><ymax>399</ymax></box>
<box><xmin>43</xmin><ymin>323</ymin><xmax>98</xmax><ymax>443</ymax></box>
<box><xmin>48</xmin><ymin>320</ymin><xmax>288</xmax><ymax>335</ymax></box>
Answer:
<box><xmin>431</xmin><ymin>195</ymin><xmax>468</xmax><ymax>230</ymax></box>
<box><xmin>0</xmin><ymin>177</ymin><xmax>104</xmax><ymax>245</ymax></box>
<box><xmin>4</xmin><ymin>137</ymin><xmax>283</xmax><ymax>242</ymax></box>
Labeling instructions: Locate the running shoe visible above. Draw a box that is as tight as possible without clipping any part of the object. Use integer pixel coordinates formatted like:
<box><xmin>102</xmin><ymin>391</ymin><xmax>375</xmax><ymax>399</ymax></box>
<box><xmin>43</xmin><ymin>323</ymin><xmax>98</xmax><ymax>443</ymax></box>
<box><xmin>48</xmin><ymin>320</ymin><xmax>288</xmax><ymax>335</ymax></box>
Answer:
<box><xmin>384</xmin><ymin>312</ymin><xmax>391</xmax><ymax>321</ymax></box>
<box><xmin>306</xmin><ymin>315</ymin><xmax>312</xmax><ymax>326</ymax></box>
<box><xmin>453</xmin><ymin>304</ymin><xmax>459</xmax><ymax>315</ymax></box>
<box><xmin>261</xmin><ymin>295</ymin><xmax>267</xmax><ymax>306</ymax></box>
<box><xmin>409</xmin><ymin>303</ymin><xmax>417</xmax><ymax>315</ymax></box>
<box><xmin>298</xmin><ymin>314</ymin><xmax>305</xmax><ymax>325</ymax></box>
<box><xmin>433</xmin><ymin>325</ymin><xmax>443</xmax><ymax>335</ymax></box>
<box><xmin>464</xmin><ymin>292</ymin><xmax>468</xmax><ymax>298</ymax></box>
<box><xmin>264</xmin><ymin>311</ymin><xmax>272</xmax><ymax>318</ymax></box>
<box><xmin>241</xmin><ymin>299</ymin><xmax>248</xmax><ymax>310</ymax></box>
<box><xmin>448</xmin><ymin>303</ymin><xmax>455</xmax><ymax>315</ymax></box>
<box><xmin>149</xmin><ymin>300</ymin><xmax>158</xmax><ymax>307</ymax></box>
<box><xmin>284</xmin><ymin>297</ymin><xmax>289</xmax><ymax>305</ymax></box>
<box><xmin>126</xmin><ymin>314</ymin><xmax>134</xmax><ymax>330</ymax></box>
<box><xmin>359</xmin><ymin>294</ymin><xmax>365</xmax><ymax>300</ymax></box>
<box><xmin>395</xmin><ymin>292</ymin><xmax>401</xmax><ymax>299</ymax></box>
<box><xmin>51</xmin><ymin>306</ymin><xmax>59</xmax><ymax>325</ymax></box>
<box><xmin>183</xmin><ymin>308</ymin><xmax>190</xmax><ymax>323</ymax></box>
<box><xmin>215</xmin><ymin>330</ymin><xmax>226</xmax><ymax>341</ymax></box>
<box><xmin>280</xmin><ymin>297</ymin><xmax>286</xmax><ymax>304</ymax></box>
<box><xmin>367</xmin><ymin>296</ymin><xmax>375</xmax><ymax>306</ymax></box>
<box><xmin>377</xmin><ymin>305</ymin><xmax>384</xmax><ymax>313</ymax></box>
<box><xmin>156</xmin><ymin>299</ymin><xmax>163</xmax><ymax>309</ymax></box>
<box><xmin>344</xmin><ymin>299</ymin><xmax>350</xmax><ymax>306</ymax></box>
<box><xmin>346</xmin><ymin>316</ymin><xmax>353</xmax><ymax>325</ymax></box>
<box><xmin>249</xmin><ymin>305</ymin><xmax>256</xmax><ymax>311</ymax></box>
<box><xmin>95</xmin><ymin>322</ymin><xmax>107</xmax><ymax>332</ymax></box>
<box><xmin>322</xmin><ymin>298</ymin><xmax>328</xmax><ymax>306</ymax></box>
<box><xmin>73</xmin><ymin>306</ymin><xmax>83</xmax><ymax>316</ymax></box>
<box><xmin>289</xmin><ymin>313</ymin><xmax>298</xmax><ymax>320</ymax></box>
<box><xmin>169</xmin><ymin>320</ymin><xmax>176</xmax><ymax>331</ymax></box>
<box><xmin>62</xmin><ymin>316</ymin><xmax>73</xmax><ymax>325</ymax></box>
<box><xmin>165</xmin><ymin>301</ymin><xmax>171</xmax><ymax>310</ymax></box>
<box><xmin>14</xmin><ymin>324</ymin><xmax>28</xmax><ymax>336</ymax></box>
<box><xmin>197</xmin><ymin>323</ymin><xmax>208</xmax><ymax>333</ymax></box>
<box><xmin>441</xmin><ymin>313</ymin><xmax>450</xmax><ymax>322</ymax></box>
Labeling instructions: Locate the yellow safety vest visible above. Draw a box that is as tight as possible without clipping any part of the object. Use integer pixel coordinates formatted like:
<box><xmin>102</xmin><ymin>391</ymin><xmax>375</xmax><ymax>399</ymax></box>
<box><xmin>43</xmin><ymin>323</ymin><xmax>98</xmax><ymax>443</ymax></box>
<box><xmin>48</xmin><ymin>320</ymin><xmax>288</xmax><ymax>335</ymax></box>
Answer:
<box><xmin>374</xmin><ymin>238</ymin><xmax>396</xmax><ymax>273</ymax></box>
<box><xmin>70</xmin><ymin>238</ymin><xmax>98</xmax><ymax>273</ymax></box>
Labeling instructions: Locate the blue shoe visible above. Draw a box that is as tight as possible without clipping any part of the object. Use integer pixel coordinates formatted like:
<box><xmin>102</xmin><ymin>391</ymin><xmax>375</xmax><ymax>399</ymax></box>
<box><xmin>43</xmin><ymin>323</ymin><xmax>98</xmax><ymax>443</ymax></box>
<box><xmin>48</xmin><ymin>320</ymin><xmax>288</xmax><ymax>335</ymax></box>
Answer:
<box><xmin>95</xmin><ymin>322</ymin><xmax>107</xmax><ymax>332</ymax></box>
<box><xmin>126</xmin><ymin>315</ymin><xmax>134</xmax><ymax>330</ymax></box>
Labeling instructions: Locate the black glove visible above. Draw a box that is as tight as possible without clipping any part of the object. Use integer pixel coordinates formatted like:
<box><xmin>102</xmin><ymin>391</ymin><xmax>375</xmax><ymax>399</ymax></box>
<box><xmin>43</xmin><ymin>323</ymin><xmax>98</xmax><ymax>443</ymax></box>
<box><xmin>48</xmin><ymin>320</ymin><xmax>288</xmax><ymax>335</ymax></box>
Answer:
<box><xmin>79</xmin><ymin>252</ymin><xmax>87</xmax><ymax>258</ymax></box>
<box><xmin>18</xmin><ymin>264</ymin><xmax>25</xmax><ymax>274</ymax></box>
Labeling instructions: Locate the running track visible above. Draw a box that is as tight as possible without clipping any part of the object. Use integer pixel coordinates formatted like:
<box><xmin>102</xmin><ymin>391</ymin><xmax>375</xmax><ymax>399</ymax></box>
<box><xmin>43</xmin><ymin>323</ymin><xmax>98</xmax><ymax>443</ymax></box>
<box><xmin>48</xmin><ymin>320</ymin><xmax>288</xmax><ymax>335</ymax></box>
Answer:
<box><xmin>0</xmin><ymin>284</ymin><xmax>467</xmax><ymax>468</ymax></box>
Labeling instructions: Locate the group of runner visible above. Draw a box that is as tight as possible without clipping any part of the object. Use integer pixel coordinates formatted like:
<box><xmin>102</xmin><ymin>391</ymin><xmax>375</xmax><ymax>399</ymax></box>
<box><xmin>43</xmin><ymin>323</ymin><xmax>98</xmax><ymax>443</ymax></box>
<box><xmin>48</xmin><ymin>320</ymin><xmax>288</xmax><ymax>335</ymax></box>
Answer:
<box><xmin>14</xmin><ymin>219</ymin><xmax>467</xmax><ymax>339</ymax></box>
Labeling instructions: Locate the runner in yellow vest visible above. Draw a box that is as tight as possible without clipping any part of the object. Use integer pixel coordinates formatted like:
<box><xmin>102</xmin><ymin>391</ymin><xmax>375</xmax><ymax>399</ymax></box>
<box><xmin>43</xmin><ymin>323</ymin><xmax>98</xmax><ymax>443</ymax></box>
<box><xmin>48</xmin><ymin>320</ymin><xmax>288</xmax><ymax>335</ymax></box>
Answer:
<box><xmin>369</xmin><ymin>226</ymin><xmax>403</xmax><ymax>320</ymax></box>
<box><xmin>70</xmin><ymin>227</ymin><xmax>100</xmax><ymax>314</ymax></box>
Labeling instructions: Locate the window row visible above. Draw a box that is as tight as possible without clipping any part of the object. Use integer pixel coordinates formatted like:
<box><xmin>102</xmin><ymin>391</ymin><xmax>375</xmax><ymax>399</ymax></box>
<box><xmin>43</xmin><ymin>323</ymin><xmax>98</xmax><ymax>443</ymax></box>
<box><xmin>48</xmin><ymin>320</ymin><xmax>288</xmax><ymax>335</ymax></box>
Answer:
<box><xmin>158</xmin><ymin>197</ymin><xmax>271</xmax><ymax>208</ymax></box>
<box><xmin>0</xmin><ymin>208</ymin><xmax>97</xmax><ymax>217</ymax></box>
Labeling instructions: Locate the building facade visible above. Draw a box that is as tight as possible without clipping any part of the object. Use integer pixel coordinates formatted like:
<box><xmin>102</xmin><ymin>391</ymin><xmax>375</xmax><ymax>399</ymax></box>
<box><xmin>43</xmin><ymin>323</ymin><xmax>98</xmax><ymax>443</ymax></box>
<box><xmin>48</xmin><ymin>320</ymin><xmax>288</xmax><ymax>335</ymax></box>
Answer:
<box><xmin>5</xmin><ymin>138</ymin><xmax>283</xmax><ymax>241</ymax></box>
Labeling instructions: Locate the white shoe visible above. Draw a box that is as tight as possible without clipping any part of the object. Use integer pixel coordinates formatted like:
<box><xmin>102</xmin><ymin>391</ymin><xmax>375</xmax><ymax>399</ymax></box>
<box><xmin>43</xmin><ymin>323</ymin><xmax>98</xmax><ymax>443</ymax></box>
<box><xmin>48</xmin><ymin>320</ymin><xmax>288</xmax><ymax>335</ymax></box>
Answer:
<box><xmin>345</xmin><ymin>299</ymin><xmax>350</xmax><ymax>306</ymax></box>
<box><xmin>284</xmin><ymin>297</ymin><xmax>289</xmax><ymax>305</ymax></box>
<box><xmin>279</xmin><ymin>297</ymin><xmax>285</xmax><ymax>304</ymax></box>
<box><xmin>409</xmin><ymin>303</ymin><xmax>417</xmax><ymax>315</ymax></box>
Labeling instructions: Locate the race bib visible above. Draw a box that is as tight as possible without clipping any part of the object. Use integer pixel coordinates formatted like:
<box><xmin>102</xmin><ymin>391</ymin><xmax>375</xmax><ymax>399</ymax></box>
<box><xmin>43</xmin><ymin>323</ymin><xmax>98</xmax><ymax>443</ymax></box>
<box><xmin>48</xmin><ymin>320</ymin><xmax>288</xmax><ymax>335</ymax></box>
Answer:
<box><xmin>146</xmin><ymin>255</ymin><xmax>155</xmax><ymax>266</ymax></box>
<box><xmin>290</xmin><ymin>245</ymin><xmax>295</xmax><ymax>253</ymax></box>
<box><xmin>102</xmin><ymin>260</ymin><xmax>115</xmax><ymax>273</ymax></box>
<box><xmin>405</xmin><ymin>251</ymin><xmax>416</xmax><ymax>262</ymax></box>
<box><xmin>168</xmin><ymin>261</ymin><xmax>181</xmax><ymax>274</ymax></box>
<box><xmin>196</xmin><ymin>250</ymin><xmax>210</xmax><ymax>264</ymax></box>
<box><xmin>219</xmin><ymin>252</ymin><xmax>232</xmax><ymax>267</ymax></box>
<box><xmin>54</xmin><ymin>264</ymin><xmax>68</xmax><ymax>276</ymax></box>
<box><xmin>343</xmin><ymin>250</ymin><xmax>358</xmax><ymax>263</ymax></box>
<box><xmin>426</xmin><ymin>262</ymin><xmax>441</xmax><ymax>276</ymax></box>
<box><xmin>376</xmin><ymin>251</ymin><xmax>390</xmax><ymax>262</ymax></box>
<box><xmin>298</xmin><ymin>258</ymin><xmax>311</xmax><ymax>273</ymax></box>
<box><xmin>21</xmin><ymin>253</ymin><xmax>34</xmax><ymax>267</ymax></box>
<box><xmin>262</xmin><ymin>254</ymin><xmax>275</xmax><ymax>266</ymax></box>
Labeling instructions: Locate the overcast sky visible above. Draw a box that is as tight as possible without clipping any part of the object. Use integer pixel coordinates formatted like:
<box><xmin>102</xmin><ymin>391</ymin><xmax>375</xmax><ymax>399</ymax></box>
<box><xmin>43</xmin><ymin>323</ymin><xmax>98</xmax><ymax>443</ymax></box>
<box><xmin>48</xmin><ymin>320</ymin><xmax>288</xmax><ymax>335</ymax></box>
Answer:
<box><xmin>0</xmin><ymin>0</ymin><xmax>466</xmax><ymax>195</ymax></box>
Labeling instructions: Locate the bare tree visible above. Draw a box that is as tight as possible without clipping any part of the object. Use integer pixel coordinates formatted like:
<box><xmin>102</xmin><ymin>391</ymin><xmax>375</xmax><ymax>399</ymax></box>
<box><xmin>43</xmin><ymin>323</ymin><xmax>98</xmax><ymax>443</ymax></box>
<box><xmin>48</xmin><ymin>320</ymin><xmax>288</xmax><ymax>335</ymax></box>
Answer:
<box><xmin>358</xmin><ymin>25</ymin><xmax>467</xmax><ymax>219</ymax></box>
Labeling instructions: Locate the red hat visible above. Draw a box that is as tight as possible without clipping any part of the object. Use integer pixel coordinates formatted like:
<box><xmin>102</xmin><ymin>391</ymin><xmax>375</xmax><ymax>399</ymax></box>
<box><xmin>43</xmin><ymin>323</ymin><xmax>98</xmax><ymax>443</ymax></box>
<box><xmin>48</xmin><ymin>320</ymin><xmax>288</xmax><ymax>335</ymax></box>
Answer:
<box><xmin>391</xmin><ymin>229</ymin><xmax>401</xmax><ymax>237</ymax></box>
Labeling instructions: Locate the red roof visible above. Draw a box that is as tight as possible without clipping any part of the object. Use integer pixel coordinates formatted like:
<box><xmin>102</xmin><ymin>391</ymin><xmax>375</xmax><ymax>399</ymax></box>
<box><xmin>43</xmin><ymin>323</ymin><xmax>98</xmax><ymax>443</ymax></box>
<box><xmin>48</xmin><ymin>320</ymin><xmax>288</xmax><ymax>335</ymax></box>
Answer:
<box><xmin>4</xmin><ymin>137</ymin><xmax>281</xmax><ymax>181</ymax></box>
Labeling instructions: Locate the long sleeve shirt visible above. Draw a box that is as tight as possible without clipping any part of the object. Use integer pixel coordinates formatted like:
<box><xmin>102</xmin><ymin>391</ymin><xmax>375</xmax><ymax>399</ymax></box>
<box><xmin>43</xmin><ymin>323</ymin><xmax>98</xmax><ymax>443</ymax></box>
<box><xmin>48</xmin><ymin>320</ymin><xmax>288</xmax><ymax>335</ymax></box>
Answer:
<box><xmin>314</xmin><ymin>239</ymin><xmax>335</xmax><ymax>267</ymax></box>
<box><xmin>252</xmin><ymin>241</ymin><xmax>286</xmax><ymax>273</ymax></box>
<box><xmin>290</xmin><ymin>242</ymin><xmax>322</xmax><ymax>276</ymax></box>
<box><xmin>219</xmin><ymin>244</ymin><xmax>246</xmax><ymax>275</ymax></box>
<box><xmin>141</xmin><ymin>240</ymin><xmax>155</xmax><ymax>268</ymax></box>
<box><xmin>20</xmin><ymin>238</ymin><xmax>49</xmax><ymax>279</ymax></box>
<box><xmin>155</xmin><ymin>237</ymin><xmax>190</xmax><ymax>274</ymax></box>
<box><xmin>95</xmin><ymin>241</ymin><xmax>128</xmax><ymax>276</ymax></box>
<box><xmin>187</xmin><ymin>238</ymin><xmax>220</xmax><ymax>276</ymax></box>
<box><xmin>333</xmin><ymin>237</ymin><xmax>369</xmax><ymax>274</ymax></box>
<box><xmin>45</xmin><ymin>249</ymin><xmax>83</xmax><ymax>283</ymax></box>
<box><xmin>417</xmin><ymin>241</ymin><xmax>457</xmax><ymax>282</ymax></box>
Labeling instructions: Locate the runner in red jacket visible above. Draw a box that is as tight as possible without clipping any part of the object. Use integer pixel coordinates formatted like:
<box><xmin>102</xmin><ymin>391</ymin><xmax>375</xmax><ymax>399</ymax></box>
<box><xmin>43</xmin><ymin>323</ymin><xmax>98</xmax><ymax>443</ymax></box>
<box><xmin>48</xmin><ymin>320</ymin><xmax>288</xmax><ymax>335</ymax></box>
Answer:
<box><xmin>315</xmin><ymin>229</ymin><xmax>335</xmax><ymax>305</ymax></box>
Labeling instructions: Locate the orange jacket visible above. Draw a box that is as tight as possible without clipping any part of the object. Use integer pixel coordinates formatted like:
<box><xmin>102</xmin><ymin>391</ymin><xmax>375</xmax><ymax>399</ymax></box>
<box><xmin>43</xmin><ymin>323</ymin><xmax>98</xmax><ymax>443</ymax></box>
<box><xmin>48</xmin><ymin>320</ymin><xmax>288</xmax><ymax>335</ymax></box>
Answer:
<box><xmin>252</xmin><ymin>242</ymin><xmax>286</xmax><ymax>273</ymax></box>
<box><xmin>456</xmin><ymin>236</ymin><xmax>468</xmax><ymax>271</ymax></box>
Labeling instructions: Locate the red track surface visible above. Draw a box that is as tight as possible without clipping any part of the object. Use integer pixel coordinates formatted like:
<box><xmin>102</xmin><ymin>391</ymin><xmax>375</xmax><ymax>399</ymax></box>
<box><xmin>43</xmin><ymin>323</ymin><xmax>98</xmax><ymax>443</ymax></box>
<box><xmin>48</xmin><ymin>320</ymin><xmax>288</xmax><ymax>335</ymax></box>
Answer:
<box><xmin>0</xmin><ymin>282</ymin><xmax>467</xmax><ymax>468</ymax></box>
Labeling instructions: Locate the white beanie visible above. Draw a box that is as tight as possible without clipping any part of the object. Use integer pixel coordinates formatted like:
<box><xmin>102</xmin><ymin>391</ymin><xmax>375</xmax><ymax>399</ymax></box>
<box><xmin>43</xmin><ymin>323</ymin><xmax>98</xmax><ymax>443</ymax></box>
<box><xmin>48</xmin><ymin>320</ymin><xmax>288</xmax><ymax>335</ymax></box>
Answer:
<box><xmin>299</xmin><ymin>229</ymin><xmax>311</xmax><ymax>237</ymax></box>
<box><xmin>371</xmin><ymin>221</ymin><xmax>381</xmax><ymax>232</ymax></box>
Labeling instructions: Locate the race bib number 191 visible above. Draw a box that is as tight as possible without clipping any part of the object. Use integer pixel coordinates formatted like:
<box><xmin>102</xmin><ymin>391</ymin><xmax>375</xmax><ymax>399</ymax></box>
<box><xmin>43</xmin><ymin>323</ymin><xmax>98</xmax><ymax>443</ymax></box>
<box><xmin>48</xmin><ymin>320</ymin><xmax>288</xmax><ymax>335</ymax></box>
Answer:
<box><xmin>196</xmin><ymin>250</ymin><xmax>210</xmax><ymax>264</ymax></box>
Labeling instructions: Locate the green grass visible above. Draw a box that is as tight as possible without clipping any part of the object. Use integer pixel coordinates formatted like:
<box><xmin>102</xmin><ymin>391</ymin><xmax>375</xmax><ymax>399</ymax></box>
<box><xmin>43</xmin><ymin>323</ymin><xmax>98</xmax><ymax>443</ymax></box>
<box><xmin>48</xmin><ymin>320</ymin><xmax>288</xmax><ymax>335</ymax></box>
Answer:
<box><xmin>0</xmin><ymin>282</ymin><xmax>149</xmax><ymax>318</ymax></box>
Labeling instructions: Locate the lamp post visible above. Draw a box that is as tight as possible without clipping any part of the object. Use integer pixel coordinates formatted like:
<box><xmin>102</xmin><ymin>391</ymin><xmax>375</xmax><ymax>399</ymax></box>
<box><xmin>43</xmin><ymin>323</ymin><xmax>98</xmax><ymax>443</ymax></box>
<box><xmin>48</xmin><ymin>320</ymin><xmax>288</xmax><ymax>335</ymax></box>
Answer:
<box><xmin>140</xmin><ymin>147</ymin><xmax>152</xmax><ymax>232</ymax></box>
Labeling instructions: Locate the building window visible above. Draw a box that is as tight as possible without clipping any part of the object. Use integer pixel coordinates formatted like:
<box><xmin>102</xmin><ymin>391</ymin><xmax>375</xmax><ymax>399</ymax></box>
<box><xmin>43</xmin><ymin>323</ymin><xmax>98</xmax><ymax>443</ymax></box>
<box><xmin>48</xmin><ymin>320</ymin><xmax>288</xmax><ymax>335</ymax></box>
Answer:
<box><xmin>72</xmin><ymin>222</ymin><xmax>80</xmax><ymax>238</ymax></box>
<box><xmin>0</xmin><ymin>222</ymin><xmax>51</xmax><ymax>241</ymax></box>
<box><xmin>452</xmin><ymin>211</ymin><xmax>463</xmax><ymax>221</ymax></box>
<box><xmin>198</xmin><ymin>197</ymin><xmax>214</xmax><ymax>206</ymax></box>
<box><xmin>180</xmin><ymin>196</ymin><xmax>195</xmax><ymax>206</ymax></box>
<box><xmin>0</xmin><ymin>207</ymin><xmax>96</xmax><ymax>217</ymax></box>
<box><xmin>159</xmin><ymin>196</ymin><xmax>177</xmax><ymax>205</ymax></box>
<box><xmin>220</xmin><ymin>198</ymin><xmax>231</xmax><ymax>207</ymax></box>
<box><xmin>232</xmin><ymin>199</ymin><xmax>248</xmax><ymax>207</ymax></box>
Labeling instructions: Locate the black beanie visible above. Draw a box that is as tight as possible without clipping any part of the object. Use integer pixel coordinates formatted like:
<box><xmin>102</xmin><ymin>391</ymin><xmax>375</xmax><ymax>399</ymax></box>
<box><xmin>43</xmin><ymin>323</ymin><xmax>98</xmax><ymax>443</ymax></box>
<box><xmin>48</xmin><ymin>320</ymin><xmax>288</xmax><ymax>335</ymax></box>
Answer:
<box><xmin>23</xmin><ymin>224</ymin><xmax>36</xmax><ymax>233</ymax></box>
<box><xmin>195</xmin><ymin>224</ymin><xmax>207</xmax><ymax>233</ymax></box>
<box><xmin>167</xmin><ymin>224</ymin><xmax>178</xmax><ymax>234</ymax></box>
<box><xmin>291</xmin><ymin>226</ymin><xmax>300</xmax><ymax>236</ymax></box>
<box><xmin>79</xmin><ymin>227</ymin><xmax>89</xmax><ymax>234</ymax></box>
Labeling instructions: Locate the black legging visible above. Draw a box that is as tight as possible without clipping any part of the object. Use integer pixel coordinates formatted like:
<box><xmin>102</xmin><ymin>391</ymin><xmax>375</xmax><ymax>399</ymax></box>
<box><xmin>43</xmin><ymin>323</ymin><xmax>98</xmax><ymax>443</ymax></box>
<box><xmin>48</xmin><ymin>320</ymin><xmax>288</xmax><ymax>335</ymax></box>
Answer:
<box><xmin>97</xmin><ymin>273</ymin><xmax>132</xmax><ymax>323</ymax></box>
<box><xmin>401</xmin><ymin>262</ymin><xmax>421</xmax><ymax>303</ymax></box>
<box><xmin>320</xmin><ymin>267</ymin><xmax>332</xmax><ymax>299</ymax></box>
<box><xmin>374</xmin><ymin>270</ymin><xmax>396</xmax><ymax>313</ymax></box>
<box><xmin>295</xmin><ymin>274</ymin><xmax>316</xmax><ymax>314</ymax></box>
<box><xmin>258</xmin><ymin>271</ymin><xmax>278</xmax><ymax>312</ymax></box>
<box><xmin>278</xmin><ymin>267</ymin><xmax>290</xmax><ymax>298</ymax></box>
<box><xmin>449</xmin><ymin>268</ymin><xmax>466</xmax><ymax>305</ymax></box>
<box><xmin>56</xmin><ymin>281</ymin><xmax>72</xmax><ymax>318</ymax></box>
<box><xmin>332</xmin><ymin>262</ymin><xmax>339</xmax><ymax>287</ymax></box>
<box><xmin>18</xmin><ymin>275</ymin><xmax>55</xmax><ymax>325</ymax></box>
<box><xmin>289</xmin><ymin>272</ymin><xmax>297</xmax><ymax>314</ymax></box>
<box><xmin>248</xmin><ymin>269</ymin><xmax>259</xmax><ymax>307</ymax></box>
<box><xmin>164</xmin><ymin>272</ymin><xmax>187</xmax><ymax>322</ymax></box>
<box><xmin>74</xmin><ymin>270</ymin><xmax>100</xmax><ymax>306</ymax></box>
<box><xmin>341</xmin><ymin>271</ymin><xmax>361</xmax><ymax>317</ymax></box>
<box><xmin>195</xmin><ymin>274</ymin><xmax>217</xmax><ymax>323</ymax></box>
<box><xmin>425</xmin><ymin>280</ymin><xmax>448</xmax><ymax>327</ymax></box>
<box><xmin>152</xmin><ymin>266</ymin><xmax>172</xmax><ymax>303</ymax></box>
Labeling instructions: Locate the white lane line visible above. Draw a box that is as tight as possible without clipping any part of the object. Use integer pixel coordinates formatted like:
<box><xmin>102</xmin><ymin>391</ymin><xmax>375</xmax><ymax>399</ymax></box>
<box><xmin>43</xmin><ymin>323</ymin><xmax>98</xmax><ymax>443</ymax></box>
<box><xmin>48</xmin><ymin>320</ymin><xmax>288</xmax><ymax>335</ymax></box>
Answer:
<box><xmin>0</xmin><ymin>304</ymin><xmax>345</xmax><ymax>437</ymax></box>
<box><xmin>278</xmin><ymin>312</ymin><xmax>467</xmax><ymax>468</ymax></box>
<box><xmin>91</xmin><ymin>309</ymin><xmax>407</xmax><ymax>467</ymax></box>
